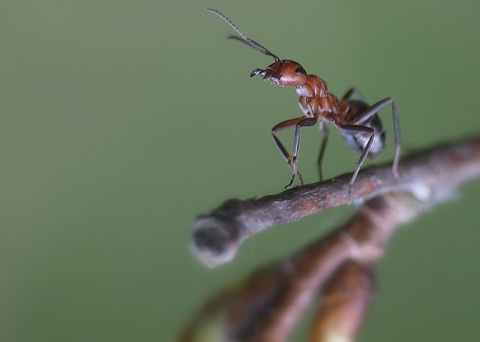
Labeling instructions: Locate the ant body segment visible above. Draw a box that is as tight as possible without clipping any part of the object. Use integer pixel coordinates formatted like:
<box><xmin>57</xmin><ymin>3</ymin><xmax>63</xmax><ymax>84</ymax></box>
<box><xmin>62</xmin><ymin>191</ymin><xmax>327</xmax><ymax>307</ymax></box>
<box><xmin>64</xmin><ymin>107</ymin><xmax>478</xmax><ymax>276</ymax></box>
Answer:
<box><xmin>207</xmin><ymin>8</ymin><xmax>401</xmax><ymax>188</ymax></box>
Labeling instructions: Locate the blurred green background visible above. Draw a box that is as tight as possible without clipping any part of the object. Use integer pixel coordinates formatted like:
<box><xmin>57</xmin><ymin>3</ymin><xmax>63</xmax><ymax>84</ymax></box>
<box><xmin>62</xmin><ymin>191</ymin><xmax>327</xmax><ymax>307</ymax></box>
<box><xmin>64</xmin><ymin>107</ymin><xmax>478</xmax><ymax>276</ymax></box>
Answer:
<box><xmin>1</xmin><ymin>0</ymin><xmax>480</xmax><ymax>341</ymax></box>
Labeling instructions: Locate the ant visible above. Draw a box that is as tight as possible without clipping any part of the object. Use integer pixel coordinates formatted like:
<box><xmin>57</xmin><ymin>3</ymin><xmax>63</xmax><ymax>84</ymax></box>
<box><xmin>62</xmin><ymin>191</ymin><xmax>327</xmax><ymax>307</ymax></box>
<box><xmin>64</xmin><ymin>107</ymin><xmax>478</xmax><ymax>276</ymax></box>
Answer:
<box><xmin>207</xmin><ymin>8</ymin><xmax>401</xmax><ymax>189</ymax></box>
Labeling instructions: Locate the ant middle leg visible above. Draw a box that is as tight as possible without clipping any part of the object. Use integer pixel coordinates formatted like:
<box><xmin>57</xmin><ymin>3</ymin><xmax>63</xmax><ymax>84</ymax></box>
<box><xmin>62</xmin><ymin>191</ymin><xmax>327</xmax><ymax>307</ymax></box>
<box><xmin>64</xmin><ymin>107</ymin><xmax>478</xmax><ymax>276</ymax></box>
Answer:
<box><xmin>316</xmin><ymin>122</ymin><xmax>329</xmax><ymax>181</ymax></box>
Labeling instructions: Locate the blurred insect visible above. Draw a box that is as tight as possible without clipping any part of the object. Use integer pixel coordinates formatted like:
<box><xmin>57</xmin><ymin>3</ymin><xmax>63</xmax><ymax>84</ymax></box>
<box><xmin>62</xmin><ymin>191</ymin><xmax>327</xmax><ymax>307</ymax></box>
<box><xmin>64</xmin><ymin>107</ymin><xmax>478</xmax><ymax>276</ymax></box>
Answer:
<box><xmin>206</xmin><ymin>8</ymin><xmax>401</xmax><ymax>188</ymax></box>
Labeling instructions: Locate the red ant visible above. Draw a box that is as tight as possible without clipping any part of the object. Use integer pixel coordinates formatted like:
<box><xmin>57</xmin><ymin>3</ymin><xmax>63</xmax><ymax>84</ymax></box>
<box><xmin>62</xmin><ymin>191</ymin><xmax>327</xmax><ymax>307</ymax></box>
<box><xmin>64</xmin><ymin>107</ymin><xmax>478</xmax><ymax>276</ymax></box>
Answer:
<box><xmin>207</xmin><ymin>8</ymin><xmax>401</xmax><ymax>189</ymax></box>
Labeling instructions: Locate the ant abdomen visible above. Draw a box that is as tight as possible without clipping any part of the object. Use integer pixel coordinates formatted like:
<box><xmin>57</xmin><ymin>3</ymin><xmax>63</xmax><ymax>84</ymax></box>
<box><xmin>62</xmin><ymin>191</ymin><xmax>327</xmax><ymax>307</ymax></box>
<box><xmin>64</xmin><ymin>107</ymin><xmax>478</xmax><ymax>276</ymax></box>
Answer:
<box><xmin>341</xmin><ymin>101</ymin><xmax>386</xmax><ymax>157</ymax></box>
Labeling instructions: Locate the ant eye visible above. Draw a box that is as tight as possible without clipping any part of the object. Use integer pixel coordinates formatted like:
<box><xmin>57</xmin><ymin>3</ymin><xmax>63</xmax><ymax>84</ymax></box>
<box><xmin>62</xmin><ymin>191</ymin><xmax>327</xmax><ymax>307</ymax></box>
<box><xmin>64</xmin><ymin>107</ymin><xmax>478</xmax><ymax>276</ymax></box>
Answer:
<box><xmin>295</xmin><ymin>67</ymin><xmax>306</xmax><ymax>75</ymax></box>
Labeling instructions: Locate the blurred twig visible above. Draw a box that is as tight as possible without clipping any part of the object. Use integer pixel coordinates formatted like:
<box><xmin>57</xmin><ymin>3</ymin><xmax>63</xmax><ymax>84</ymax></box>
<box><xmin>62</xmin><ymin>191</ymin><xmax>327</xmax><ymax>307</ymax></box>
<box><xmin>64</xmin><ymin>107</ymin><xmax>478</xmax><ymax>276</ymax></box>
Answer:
<box><xmin>181</xmin><ymin>134</ymin><xmax>480</xmax><ymax>341</ymax></box>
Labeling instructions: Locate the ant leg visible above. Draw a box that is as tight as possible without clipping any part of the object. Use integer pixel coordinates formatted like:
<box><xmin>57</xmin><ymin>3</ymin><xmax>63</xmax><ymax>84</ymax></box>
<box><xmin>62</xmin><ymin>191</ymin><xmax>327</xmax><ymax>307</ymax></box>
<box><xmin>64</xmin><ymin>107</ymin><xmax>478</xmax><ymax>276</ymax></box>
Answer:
<box><xmin>272</xmin><ymin>117</ymin><xmax>307</xmax><ymax>187</ymax></box>
<box><xmin>391</xmin><ymin>100</ymin><xmax>401</xmax><ymax>180</ymax></box>
<box><xmin>288</xmin><ymin>125</ymin><xmax>303</xmax><ymax>188</ymax></box>
<box><xmin>272</xmin><ymin>117</ymin><xmax>317</xmax><ymax>188</ymax></box>
<box><xmin>352</xmin><ymin>97</ymin><xmax>401</xmax><ymax>180</ymax></box>
<box><xmin>341</xmin><ymin>87</ymin><xmax>365</xmax><ymax>102</ymax></box>
<box><xmin>317</xmin><ymin>122</ymin><xmax>329</xmax><ymax>181</ymax></box>
<box><xmin>338</xmin><ymin>124</ymin><xmax>375</xmax><ymax>185</ymax></box>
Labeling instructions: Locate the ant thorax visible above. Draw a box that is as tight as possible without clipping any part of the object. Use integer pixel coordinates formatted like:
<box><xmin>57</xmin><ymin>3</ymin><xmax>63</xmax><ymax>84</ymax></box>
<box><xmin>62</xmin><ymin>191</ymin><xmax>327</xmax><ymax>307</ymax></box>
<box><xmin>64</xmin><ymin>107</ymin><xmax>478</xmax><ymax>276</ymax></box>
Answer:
<box><xmin>296</xmin><ymin>75</ymin><xmax>327</xmax><ymax>98</ymax></box>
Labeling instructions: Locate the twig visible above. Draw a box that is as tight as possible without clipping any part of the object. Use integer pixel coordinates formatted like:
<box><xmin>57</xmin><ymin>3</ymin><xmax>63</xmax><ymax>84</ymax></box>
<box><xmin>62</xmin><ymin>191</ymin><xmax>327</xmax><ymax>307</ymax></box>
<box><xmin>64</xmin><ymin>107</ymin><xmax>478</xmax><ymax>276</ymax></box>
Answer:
<box><xmin>180</xmin><ymin>134</ymin><xmax>480</xmax><ymax>341</ymax></box>
<box><xmin>308</xmin><ymin>261</ymin><xmax>374</xmax><ymax>341</ymax></box>
<box><xmin>192</xmin><ymin>134</ymin><xmax>480</xmax><ymax>267</ymax></box>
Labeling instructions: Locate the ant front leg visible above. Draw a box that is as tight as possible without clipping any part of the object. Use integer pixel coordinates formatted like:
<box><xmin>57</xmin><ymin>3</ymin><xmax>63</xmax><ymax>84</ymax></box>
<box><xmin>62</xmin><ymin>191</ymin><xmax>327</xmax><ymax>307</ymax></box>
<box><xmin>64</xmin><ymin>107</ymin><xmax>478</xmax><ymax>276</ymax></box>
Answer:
<box><xmin>272</xmin><ymin>117</ymin><xmax>317</xmax><ymax>188</ymax></box>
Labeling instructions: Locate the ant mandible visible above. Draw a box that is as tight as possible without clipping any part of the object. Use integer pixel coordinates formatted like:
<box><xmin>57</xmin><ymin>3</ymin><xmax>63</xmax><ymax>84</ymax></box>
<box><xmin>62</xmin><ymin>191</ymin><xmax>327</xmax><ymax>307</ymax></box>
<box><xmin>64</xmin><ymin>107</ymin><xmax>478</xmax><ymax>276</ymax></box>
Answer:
<box><xmin>207</xmin><ymin>8</ymin><xmax>401</xmax><ymax>189</ymax></box>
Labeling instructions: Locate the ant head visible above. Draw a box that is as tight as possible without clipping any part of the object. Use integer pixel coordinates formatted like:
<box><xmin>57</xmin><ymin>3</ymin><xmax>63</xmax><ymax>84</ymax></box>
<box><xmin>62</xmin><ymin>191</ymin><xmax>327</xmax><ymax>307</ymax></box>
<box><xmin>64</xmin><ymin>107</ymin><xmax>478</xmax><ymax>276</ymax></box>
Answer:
<box><xmin>250</xmin><ymin>60</ymin><xmax>307</xmax><ymax>87</ymax></box>
<box><xmin>207</xmin><ymin>9</ymin><xmax>308</xmax><ymax>87</ymax></box>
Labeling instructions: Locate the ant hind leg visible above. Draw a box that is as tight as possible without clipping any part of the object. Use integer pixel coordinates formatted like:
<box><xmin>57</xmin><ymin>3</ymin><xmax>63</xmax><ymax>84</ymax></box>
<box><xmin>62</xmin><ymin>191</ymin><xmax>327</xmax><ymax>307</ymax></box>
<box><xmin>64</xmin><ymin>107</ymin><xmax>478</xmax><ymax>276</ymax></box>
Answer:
<box><xmin>341</xmin><ymin>88</ymin><xmax>366</xmax><ymax>102</ymax></box>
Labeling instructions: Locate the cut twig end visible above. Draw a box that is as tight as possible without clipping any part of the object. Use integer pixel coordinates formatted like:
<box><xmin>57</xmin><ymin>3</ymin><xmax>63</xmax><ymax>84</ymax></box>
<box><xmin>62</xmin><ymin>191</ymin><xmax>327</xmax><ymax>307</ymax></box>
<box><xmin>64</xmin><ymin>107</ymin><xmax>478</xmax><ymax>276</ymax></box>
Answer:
<box><xmin>191</xmin><ymin>215</ymin><xmax>244</xmax><ymax>267</ymax></box>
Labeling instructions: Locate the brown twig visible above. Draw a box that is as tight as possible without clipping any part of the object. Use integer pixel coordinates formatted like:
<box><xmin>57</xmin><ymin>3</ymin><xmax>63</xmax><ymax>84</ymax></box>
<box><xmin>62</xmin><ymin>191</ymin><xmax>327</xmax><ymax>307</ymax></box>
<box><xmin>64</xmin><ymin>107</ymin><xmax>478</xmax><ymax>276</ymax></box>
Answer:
<box><xmin>192</xmin><ymin>134</ymin><xmax>480</xmax><ymax>267</ymax></box>
<box><xmin>309</xmin><ymin>261</ymin><xmax>374</xmax><ymax>341</ymax></box>
<box><xmin>181</xmin><ymin>134</ymin><xmax>480</xmax><ymax>341</ymax></box>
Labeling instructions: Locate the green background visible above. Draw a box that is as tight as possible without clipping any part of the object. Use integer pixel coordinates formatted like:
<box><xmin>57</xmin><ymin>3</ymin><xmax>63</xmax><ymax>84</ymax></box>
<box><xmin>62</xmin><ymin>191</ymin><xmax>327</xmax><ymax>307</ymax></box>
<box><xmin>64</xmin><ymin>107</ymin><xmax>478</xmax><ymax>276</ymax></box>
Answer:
<box><xmin>2</xmin><ymin>0</ymin><xmax>480</xmax><ymax>341</ymax></box>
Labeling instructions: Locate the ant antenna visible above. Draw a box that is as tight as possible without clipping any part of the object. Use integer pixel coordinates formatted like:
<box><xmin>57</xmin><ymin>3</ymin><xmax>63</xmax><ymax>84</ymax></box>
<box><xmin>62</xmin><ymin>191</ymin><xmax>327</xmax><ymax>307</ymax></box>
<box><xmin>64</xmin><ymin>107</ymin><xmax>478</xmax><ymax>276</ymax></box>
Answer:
<box><xmin>206</xmin><ymin>8</ymin><xmax>280</xmax><ymax>62</ymax></box>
